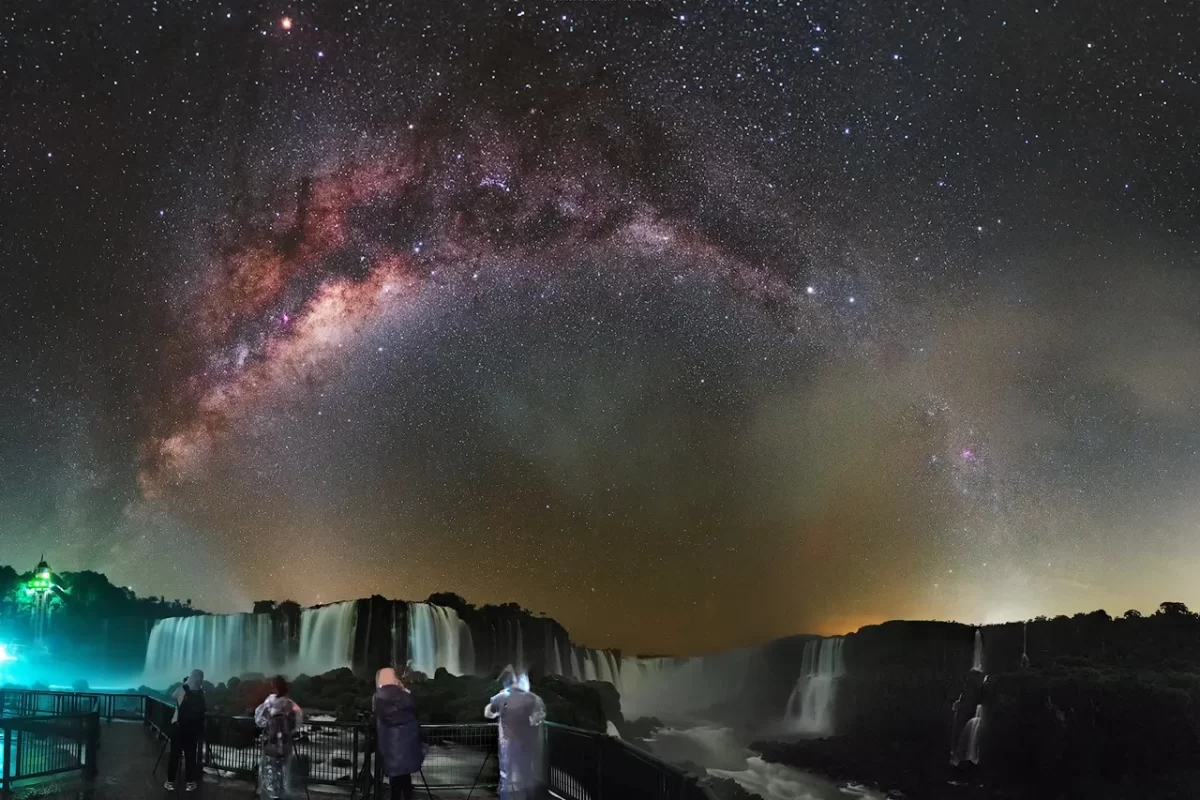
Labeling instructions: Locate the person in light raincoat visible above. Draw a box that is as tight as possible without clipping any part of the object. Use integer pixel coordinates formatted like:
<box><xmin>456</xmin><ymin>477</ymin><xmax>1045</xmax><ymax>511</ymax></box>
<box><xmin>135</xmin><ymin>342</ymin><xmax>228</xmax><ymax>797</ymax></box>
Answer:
<box><xmin>484</xmin><ymin>666</ymin><xmax>546</xmax><ymax>800</ymax></box>
<box><xmin>254</xmin><ymin>675</ymin><xmax>305</xmax><ymax>799</ymax></box>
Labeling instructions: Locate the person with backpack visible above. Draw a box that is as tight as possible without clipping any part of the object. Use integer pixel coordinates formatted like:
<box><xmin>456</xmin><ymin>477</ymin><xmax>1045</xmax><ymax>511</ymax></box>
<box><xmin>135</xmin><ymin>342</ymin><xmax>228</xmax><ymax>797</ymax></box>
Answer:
<box><xmin>166</xmin><ymin>668</ymin><xmax>206</xmax><ymax>792</ymax></box>
<box><xmin>254</xmin><ymin>675</ymin><xmax>305</xmax><ymax>800</ymax></box>
<box><xmin>374</xmin><ymin>666</ymin><xmax>425</xmax><ymax>800</ymax></box>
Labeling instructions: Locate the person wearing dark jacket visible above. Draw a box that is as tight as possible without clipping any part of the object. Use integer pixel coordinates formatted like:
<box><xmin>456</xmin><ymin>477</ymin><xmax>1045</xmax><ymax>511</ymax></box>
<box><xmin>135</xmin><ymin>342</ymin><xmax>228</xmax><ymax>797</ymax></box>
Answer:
<box><xmin>374</xmin><ymin>667</ymin><xmax>425</xmax><ymax>800</ymax></box>
<box><xmin>166</xmin><ymin>668</ymin><xmax>206</xmax><ymax>792</ymax></box>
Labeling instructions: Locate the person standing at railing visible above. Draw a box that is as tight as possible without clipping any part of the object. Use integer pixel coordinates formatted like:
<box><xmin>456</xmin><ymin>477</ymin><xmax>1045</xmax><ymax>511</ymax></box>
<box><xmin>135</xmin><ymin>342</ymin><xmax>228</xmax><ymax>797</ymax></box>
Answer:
<box><xmin>374</xmin><ymin>666</ymin><xmax>425</xmax><ymax>800</ymax></box>
<box><xmin>165</xmin><ymin>669</ymin><xmax>206</xmax><ymax>793</ymax></box>
<box><xmin>484</xmin><ymin>666</ymin><xmax>547</xmax><ymax>800</ymax></box>
<box><xmin>254</xmin><ymin>675</ymin><xmax>305</xmax><ymax>800</ymax></box>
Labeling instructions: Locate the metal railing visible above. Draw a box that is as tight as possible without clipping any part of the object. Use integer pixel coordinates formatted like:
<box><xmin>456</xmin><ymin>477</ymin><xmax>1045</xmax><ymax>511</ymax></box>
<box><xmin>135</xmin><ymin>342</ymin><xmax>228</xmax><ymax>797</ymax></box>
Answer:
<box><xmin>546</xmin><ymin>723</ymin><xmax>718</xmax><ymax>800</ymax></box>
<box><xmin>0</xmin><ymin>710</ymin><xmax>100</xmax><ymax>794</ymax></box>
<box><xmin>1</xmin><ymin>690</ymin><xmax>144</xmax><ymax>722</ymax></box>
<box><xmin>8</xmin><ymin>690</ymin><xmax>714</xmax><ymax>799</ymax></box>
<box><xmin>146</xmin><ymin>695</ymin><xmax>499</xmax><ymax>793</ymax></box>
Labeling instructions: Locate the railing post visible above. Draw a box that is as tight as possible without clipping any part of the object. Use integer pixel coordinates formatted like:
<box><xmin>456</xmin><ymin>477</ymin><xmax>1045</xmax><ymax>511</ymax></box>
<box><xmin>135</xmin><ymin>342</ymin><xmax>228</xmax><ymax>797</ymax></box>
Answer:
<box><xmin>350</xmin><ymin>724</ymin><xmax>359</xmax><ymax>797</ymax></box>
<box><xmin>596</xmin><ymin>728</ymin><xmax>604</xmax><ymax>800</ymax></box>
<box><xmin>85</xmin><ymin>712</ymin><xmax>100</xmax><ymax>778</ymax></box>
<box><xmin>2</xmin><ymin>721</ymin><xmax>11</xmax><ymax>798</ymax></box>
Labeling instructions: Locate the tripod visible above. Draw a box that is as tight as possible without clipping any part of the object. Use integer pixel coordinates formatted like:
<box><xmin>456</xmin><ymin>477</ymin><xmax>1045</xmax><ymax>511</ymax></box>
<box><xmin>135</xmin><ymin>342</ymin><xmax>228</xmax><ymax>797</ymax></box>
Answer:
<box><xmin>152</xmin><ymin>726</ymin><xmax>202</xmax><ymax>782</ymax></box>
<box><xmin>357</xmin><ymin>727</ymin><xmax>436</xmax><ymax>800</ymax></box>
<box><xmin>463</xmin><ymin>747</ymin><xmax>492</xmax><ymax>800</ymax></box>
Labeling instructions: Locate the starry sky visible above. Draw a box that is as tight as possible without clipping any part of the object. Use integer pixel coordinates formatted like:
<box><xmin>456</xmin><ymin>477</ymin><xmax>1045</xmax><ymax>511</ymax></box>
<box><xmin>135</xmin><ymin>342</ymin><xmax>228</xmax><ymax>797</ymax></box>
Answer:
<box><xmin>2</xmin><ymin>0</ymin><xmax>1199</xmax><ymax>656</ymax></box>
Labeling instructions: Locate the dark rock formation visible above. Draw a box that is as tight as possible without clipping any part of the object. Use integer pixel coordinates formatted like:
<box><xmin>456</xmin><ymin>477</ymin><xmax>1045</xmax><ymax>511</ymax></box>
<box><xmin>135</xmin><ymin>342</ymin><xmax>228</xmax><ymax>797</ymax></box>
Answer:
<box><xmin>753</xmin><ymin>608</ymin><xmax>1200</xmax><ymax>798</ymax></box>
<box><xmin>184</xmin><ymin>666</ymin><xmax>612</xmax><ymax>731</ymax></box>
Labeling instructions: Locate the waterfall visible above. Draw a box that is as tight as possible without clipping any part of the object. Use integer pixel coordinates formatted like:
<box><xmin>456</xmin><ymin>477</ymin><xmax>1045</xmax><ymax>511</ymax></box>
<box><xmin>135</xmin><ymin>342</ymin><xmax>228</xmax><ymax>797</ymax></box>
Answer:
<box><xmin>407</xmin><ymin>602</ymin><xmax>475</xmax><ymax>676</ymax></box>
<box><xmin>616</xmin><ymin>648</ymin><xmax>757</xmax><ymax>720</ymax></box>
<box><xmin>569</xmin><ymin>647</ymin><xmax>582</xmax><ymax>681</ymax></box>
<box><xmin>971</xmin><ymin>629</ymin><xmax>983</xmax><ymax>672</ymax></box>
<box><xmin>952</xmin><ymin>704</ymin><xmax>984</xmax><ymax>765</ymax></box>
<box><xmin>142</xmin><ymin>612</ymin><xmax>279</xmax><ymax>687</ymax></box>
<box><xmin>784</xmin><ymin>637</ymin><xmax>845</xmax><ymax>736</ymax></box>
<box><xmin>1020</xmin><ymin>622</ymin><xmax>1030</xmax><ymax>668</ymax></box>
<box><xmin>582</xmin><ymin>648</ymin><xmax>598</xmax><ymax>681</ymax></box>
<box><xmin>572</xmin><ymin>648</ymin><xmax>621</xmax><ymax>687</ymax></box>
<box><xmin>293</xmin><ymin>601</ymin><xmax>358</xmax><ymax>676</ymax></box>
<box><xmin>549</xmin><ymin>632</ymin><xmax>565</xmax><ymax>676</ymax></box>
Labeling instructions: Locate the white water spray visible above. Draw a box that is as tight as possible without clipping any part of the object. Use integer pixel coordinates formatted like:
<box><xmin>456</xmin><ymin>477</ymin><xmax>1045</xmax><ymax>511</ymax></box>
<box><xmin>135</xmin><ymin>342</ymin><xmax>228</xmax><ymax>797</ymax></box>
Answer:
<box><xmin>784</xmin><ymin>637</ymin><xmax>845</xmax><ymax>736</ymax></box>
<box><xmin>952</xmin><ymin>704</ymin><xmax>984</xmax><ymax>765</ymax></box>
<box><xmin>143</xmin><ymin>612</ymin><xmax>277</xmax><ymax>686</ymax></box>
<box><xmin>293</xmin><ymin>601</ymin><xmax>358</xmax><ymax>676</ymax></box>
<box><xmin>971</xmin><ymin>628</ymin><xmax>983</xmax><ymax>672</ymax></box>
<box><xmin>407</xmin><ymin>602</ymin><xmax>475</xmax><ymax>676</ymax></box>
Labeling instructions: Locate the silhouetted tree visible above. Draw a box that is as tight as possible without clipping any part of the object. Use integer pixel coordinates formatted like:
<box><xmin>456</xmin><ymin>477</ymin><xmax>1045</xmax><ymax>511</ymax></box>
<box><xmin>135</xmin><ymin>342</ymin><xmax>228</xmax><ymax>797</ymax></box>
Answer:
<box><xmin>1156</xmin><ymin>602</ymin><xmax>1193</xmax><ymax>617</ymax></box>
<box><xmin>278</xmin><ymin>600</ymin><xmax>301</xmax><ymax>618</ymax></box>
<box><xmin>428</xmin><ymin>592</ymin><xmax>473</xmax><ymax>612</ymax></box>
<box><xmin>1123</xmin><ymin>609</ymin><xmax>1142</xmax><ymax>619</ymax></box>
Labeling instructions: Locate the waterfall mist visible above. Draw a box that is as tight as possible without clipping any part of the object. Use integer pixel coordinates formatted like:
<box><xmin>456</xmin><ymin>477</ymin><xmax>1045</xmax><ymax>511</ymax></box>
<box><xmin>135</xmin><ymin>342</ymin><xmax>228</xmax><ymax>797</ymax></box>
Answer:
<box><xmin>141</xmin><ymin>601</ymin><xmax>358</xmax><ymax>687</ymax></box>
<box><xmin>293</xmin><ymin>602</ymin><xmax>358</xmax><ymax>676</ymax></box>
<box><xmin>407</xmin><ymin>602</ymin><xmax>475</xmax><ymax>676</ymax></box>
<box><xmin>784</xmin><ymin>637</ymin><xmax>845</xmax><ymax>736</ymax></box>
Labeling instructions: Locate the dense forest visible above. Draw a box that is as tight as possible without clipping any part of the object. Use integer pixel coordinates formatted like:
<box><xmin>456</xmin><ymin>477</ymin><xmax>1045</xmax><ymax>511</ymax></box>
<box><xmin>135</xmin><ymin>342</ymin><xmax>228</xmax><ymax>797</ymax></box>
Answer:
<box><xmin>0</xmin><ymin>563</ymin><xmax>203</xmax><ymax>622</ymax></box>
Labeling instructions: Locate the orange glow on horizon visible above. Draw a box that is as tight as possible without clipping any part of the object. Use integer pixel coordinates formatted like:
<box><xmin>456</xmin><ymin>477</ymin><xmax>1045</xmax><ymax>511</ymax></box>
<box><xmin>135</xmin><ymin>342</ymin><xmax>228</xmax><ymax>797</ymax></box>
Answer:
<box><xmin>813</xmin><ymin>614</ymin><xmax>886</xmax><ymax>637</ymax></box>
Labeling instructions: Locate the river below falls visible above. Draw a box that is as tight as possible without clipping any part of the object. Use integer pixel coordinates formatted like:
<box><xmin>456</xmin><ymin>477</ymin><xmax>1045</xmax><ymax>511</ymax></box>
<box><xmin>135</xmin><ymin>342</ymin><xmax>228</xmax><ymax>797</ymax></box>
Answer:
<box><xmin>643</xmin><ymin>724</ymin><xmax>885</xmax><ymax>800</ymax></box>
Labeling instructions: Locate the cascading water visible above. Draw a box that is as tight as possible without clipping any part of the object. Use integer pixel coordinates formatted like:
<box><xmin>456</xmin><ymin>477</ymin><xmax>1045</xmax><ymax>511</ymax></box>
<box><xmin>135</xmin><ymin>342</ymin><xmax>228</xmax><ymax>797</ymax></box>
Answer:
<box><xmin>574</xmin><ymin>648</ymin><xmax>621</xmax><ymax>687</ymax></box>
<box><xmin>569</xmin><ymin>648</ymin><xmax>582</xmax><ymax>681</ymax></box>
<box><xmin>293</xmin><ymin>601</ymin><xmax>358</xmax><ymax>676</ymax></box>
<box><xmin>971</xmin><ymin>628</ymin><xmax>983</xmax><ymax>672</ymax></box>
<box><xmin>784</xmin><ymin>637</ymin><xmax>846</xmax><ymax>736</ymax></box>
<box><xmin>407</xmin><ymin>602</ymin><xmax>475</xmax><ymax>676</ymax></box>
<box><xmin>143</xmin><ymin>612</ymin><xmax>278</xmax><ymax>687</ymax></box>
<box><xmin>1021</xmin><ymin>621</ymin><xmax>1030</xmax><ymax>668</ymax></box>
<box><xmin>549</xmin><ymin>632</ymin><xmax>565</xmax><ymax>676</ymax></box>
<box><xmin>952</xmin><ymin>704</ymin><xmax>984</xmax><ymax>765</ymax></box>
<box><xmin>617</xmin><ymin>647</ymin><xmax>757</xmax><ymax>720</ymax></box>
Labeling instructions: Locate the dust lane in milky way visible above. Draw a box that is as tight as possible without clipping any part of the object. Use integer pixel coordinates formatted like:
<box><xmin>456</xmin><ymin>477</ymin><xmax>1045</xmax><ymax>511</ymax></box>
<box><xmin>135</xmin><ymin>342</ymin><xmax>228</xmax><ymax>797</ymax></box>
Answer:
<box><xmin>3</xmin><ymin>0</ymin><xmax>1199</xmax><ymax>655</ymax></box>
<box><xmin>139</xmin><ymin>100</ymin><xmax>857</xmax><ymax>495</ymax></box>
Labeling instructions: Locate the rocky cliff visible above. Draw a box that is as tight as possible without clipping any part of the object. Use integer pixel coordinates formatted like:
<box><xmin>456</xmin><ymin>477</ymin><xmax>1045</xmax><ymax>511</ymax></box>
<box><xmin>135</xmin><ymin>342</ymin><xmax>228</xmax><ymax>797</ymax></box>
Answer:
<box><xmin>754</xmin><ymin>608</ymin><xmax>1200</xmax><ymax>797</ymax></box>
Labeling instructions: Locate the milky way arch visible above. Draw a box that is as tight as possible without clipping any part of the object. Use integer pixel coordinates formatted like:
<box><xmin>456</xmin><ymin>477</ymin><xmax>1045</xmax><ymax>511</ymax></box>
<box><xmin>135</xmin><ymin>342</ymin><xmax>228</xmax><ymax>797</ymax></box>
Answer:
<box><xmin>138</xmin><ymin>89</ymin><xmax>874</xmax><ymax>496</ymax></box>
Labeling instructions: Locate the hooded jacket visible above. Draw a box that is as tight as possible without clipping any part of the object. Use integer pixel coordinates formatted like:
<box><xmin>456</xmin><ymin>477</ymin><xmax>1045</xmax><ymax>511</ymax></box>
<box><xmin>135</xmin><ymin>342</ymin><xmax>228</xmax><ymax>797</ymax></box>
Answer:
<box><xmin>374</xmin><ymin>685</ymin><xmax>424</xmax><ymax>777</ymax></box>
<box><xmin>254</xmin><ymin>694</ymin><xmax>304</xmax><ymax>730</ymax></box>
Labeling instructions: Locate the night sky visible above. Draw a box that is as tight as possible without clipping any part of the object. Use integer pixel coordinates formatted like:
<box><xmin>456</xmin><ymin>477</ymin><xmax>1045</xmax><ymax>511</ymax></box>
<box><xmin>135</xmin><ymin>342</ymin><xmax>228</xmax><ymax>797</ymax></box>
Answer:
<box><xmin>2</xmin><ymin>1</ymin><xmax>1198</xmax><ymax>656</ymax></box>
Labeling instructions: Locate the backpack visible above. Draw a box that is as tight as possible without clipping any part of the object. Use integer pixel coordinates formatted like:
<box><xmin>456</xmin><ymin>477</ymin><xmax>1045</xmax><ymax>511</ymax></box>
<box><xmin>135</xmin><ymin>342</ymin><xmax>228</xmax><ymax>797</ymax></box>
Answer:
<box><xmin>263</xmin><ymin>705</ymin><xmax>296</xmax><ymax>759</ymax></box>
<box><xmin>177</xmin><ymin>686</ymin><xmax>206</xmax><ymax>727</ymax></box>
